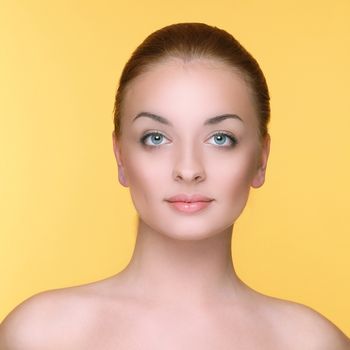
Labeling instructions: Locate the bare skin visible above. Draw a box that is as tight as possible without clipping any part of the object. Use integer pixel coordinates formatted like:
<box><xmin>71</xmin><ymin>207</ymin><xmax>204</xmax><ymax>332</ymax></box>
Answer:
<box><xmin>1</xmin><ymin>58</ymin><xmax>349</xmax><ymax>349</ymax></box>
<box><xmin>0</xmin><ymin>272</ymin><xmax>349</xmax><ymax>349</ymax></box>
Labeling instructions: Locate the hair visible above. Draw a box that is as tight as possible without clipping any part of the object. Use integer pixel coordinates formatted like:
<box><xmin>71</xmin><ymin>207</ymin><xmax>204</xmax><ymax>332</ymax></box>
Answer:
<box><xmin>113</xmin><ymin>22</ymin><xmax>270</xmax><ymax>143</ymax></box>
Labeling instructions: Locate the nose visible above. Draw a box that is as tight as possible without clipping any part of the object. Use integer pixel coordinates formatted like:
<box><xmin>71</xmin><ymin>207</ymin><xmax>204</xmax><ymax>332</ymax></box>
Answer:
<box><xmin>172</xmin><ymin>144</ymin><xmax>206</xmax><ymax>183</ymax></box>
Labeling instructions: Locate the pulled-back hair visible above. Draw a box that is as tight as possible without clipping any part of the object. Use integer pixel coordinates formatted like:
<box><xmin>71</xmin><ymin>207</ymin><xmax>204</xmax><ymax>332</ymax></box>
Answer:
<box><xmin>113</xmin><ymin>22</ymin><xmax>270</xmax><ymax>141</ymax></box>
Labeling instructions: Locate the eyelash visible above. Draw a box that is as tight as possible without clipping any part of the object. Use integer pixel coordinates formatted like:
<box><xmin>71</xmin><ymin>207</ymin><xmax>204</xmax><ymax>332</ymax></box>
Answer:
<box><xmin>139</xmin><ymin>131</ymin><xmax>238</xmax><ymax>148</ymax></box>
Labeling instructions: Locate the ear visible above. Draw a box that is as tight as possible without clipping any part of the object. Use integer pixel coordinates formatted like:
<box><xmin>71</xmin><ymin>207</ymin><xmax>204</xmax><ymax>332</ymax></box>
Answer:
<box><xmin>112</xmin><ymin>131</ymin><xmax>129</xmax><ymax>187</ymax></box>
<box><xmin>251</xmin><ymin>133</ymin><xmax>271</xmax><ymax>188</ymax></box>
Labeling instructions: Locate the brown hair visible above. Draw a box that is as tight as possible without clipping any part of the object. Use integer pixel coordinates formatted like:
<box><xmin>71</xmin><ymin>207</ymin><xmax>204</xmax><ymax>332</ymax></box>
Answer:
<box><xmin>113</xmin><ymin>22</ymin><xmax>270</xmax><ymax>141</ymax></box>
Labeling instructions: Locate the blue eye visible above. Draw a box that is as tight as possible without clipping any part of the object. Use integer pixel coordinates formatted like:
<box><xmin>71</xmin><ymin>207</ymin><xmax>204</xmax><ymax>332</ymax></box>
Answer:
<box><xmin>209</xmin><ymin>132</ymin><xmax>237</xmax><ymax>147</ymax></box>
<box><xmin>140</xmin><ymin>132</ymin><xmax>168</xmax><ymax>147</ymax></box>
<box><xmin>140</xmin><ymin>131</ymin><xmax>238</xmax><ymax>148</ymax></box>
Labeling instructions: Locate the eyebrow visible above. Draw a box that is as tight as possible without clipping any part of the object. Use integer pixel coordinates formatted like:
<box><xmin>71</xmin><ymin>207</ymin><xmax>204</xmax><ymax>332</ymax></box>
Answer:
<box><xmin>132</xmin><ymin>111</ymin><xmax>243</xmax><ymax>126</ymax></box>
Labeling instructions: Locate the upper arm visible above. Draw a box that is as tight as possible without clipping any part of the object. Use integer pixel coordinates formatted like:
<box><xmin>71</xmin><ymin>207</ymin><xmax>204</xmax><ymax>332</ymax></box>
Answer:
<box><xmin>282</xmin><ymin>302</ymin><xmax>350</xmax><ymax>349</ymax></box>
<box><xmin>310</xmin><ymin>315</ymin><xmax>350</xmax><ymax>350</ymax></box>
<box><xmin>0</xmin><ymin>290</ymin><xmax>89</xmax><ymax>350</ymax></box>
<box><xmin>321</xmin><ymin>331</ymin><xmax>350</xmax><ymax>349</ymax></box>
<box><xmin>0</xmin><ymin>292</ymin><xmax>54</xmax><ymax>350</ymax></box>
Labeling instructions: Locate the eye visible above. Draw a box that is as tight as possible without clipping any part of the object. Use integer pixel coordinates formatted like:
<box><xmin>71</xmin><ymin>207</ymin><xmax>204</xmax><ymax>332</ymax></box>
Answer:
<box><xmin>140</xmin><ymin>131</ymin><xmax>169</xmax><ymax>147</ymax></box>
<box><xmin>208</xmin><ymin>132</ymin><xmax>238</xmax><ymax>148</ymax></box>
<box><xmin>140</xmin><ymin>131</ymin><xmax>238</xmax><ymax>148</ymax></box>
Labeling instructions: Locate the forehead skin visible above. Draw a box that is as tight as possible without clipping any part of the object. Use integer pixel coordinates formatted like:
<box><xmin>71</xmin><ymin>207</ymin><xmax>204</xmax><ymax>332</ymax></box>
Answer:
<box><xmin>120</xmin><ymin>57</ymin><xmax>261</xmax><ymax>147</ymax></box>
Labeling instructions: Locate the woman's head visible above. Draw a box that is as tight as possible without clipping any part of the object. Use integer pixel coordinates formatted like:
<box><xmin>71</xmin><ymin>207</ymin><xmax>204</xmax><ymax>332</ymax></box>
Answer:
<box><xmin>113</xmin><ymin>22</ymin><xmax>270</xmax><ymax>143</ymax></box>
<box><xmin>112</xmin><ymin>23</ymin><xmax>271</xmax><ymax>240</ymax></box>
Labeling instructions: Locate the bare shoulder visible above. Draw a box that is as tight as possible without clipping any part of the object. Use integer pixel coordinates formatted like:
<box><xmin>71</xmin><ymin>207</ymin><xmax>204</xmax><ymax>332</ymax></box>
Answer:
<box><xmin>0</xmin><ymin>284</ymin><xmax>103</xmax><ymax>350</ymax></box>
<box><xmin>260</xmin><ymin>293</ymin><xmax>350</xmax><ymax>349</ymax></box>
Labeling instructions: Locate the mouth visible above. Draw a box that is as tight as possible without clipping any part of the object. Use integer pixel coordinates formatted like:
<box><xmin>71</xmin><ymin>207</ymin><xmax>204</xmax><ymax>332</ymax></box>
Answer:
<box><xmin>165</xmin><ymin>194</ymin><xmax>214</xmax><ymax>214</ymax></box>
<box><xmin>165</xmin><ymin>193</ymin><xmax>214</xmax><ymax>203</ymax></box>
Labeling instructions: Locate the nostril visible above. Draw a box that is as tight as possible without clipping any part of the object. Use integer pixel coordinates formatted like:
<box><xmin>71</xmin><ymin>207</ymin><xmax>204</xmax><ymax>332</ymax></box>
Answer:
<box><xmin>172</xmin><ymin>167</ymin><xmax>206</xmax><ymax>183</ymax></box>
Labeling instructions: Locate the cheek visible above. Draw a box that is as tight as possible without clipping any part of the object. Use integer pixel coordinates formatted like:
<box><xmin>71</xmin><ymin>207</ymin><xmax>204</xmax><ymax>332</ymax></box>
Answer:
<box><xmin>210</xmin><ymin>150</ymin><xmax>256</xmax><ymax>187</ymax></box>
<box><xmin>123</xmin><ymin>152</ymin><xmax>168</xmax><ymax>203</ymax></box>
<box><xmin>208</xmin><ymin>151</ymin><xmax>257</xmax><ymax>218</ymax></box>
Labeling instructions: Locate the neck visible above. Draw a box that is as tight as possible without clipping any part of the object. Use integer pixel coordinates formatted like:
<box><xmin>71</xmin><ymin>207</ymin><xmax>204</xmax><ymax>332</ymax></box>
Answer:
<box><xmin>118</xmin><ymin>218</ymin><xmax>246</xmax><ymax>307</ymax></box>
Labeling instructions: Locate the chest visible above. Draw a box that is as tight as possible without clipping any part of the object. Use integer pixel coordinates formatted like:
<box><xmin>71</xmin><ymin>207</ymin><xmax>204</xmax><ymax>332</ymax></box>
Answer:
<box><xmin>82</xmin><ymin>308</ymin><xmax>281</xmax><ymax>350</ymax></box>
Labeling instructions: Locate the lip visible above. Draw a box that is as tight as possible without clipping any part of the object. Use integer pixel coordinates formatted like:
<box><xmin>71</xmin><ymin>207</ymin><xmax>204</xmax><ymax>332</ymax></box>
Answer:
<box><xmin>165</xmin><ymin>193</ymin><xmax>214</xmax><ymax>203</ymax></box>
<box><xmin>167</xmin><ymin>201</ymin><xmax>212</xmax><ymax>213</ymax></box>
<box><xmin>165</xmin><ymin>193</ymin><xmax>214</xmax><ymax>214</ymax></box>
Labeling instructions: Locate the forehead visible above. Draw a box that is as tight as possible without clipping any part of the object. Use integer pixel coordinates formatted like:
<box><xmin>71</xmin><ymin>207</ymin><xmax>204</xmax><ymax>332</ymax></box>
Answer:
<box><xmin>122</xmin><ymin>57</ymin><xmax>258</xmax><ymax>129</ymax></box>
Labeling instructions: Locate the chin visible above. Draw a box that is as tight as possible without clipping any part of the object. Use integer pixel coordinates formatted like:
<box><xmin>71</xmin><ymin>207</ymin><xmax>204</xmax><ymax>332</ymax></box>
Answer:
<box><xmin>148</xmin><ymin>216</ymin><xmax>234</xmax><ymax>241</ymax></box>
<box><xmin>164</xmin><ymin>229</ymin><xmax>215</xmax><ymax>241</ymax></box>
<box><xmin>136</xmin><ymin>200</ymin><xmax>243</xmax><ymax>240</ymax></box>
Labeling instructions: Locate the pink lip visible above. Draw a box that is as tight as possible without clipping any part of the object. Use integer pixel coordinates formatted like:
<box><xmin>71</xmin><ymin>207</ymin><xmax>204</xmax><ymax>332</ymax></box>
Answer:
<box><xmin>165</xmin><ymin>194</ymin><xmax>214</xmax><ymax>203</ymax></box>
<box><xmin>167</xmin><ymin>201</ymin><xmax>212</xmax><ymax>213</ymax></box>
<box><xmin>165</xmin><ymin>194</ymin><xmax>214</xmax><ymax>214</ymax></box>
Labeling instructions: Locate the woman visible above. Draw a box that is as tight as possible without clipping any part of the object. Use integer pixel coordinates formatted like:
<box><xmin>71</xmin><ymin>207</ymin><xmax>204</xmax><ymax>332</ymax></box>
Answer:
<box><xmin>1</xmin><ymin>22</ymin><xmax>349</xmax><ymax>349</ymax></box>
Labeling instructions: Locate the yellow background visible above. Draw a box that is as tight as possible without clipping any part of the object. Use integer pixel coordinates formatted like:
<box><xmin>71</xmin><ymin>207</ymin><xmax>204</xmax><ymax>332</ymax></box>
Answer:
<box><xmin>1</xmin><ymin>0</ymin><xmax>349</xmax><ymax>336</ymax></box>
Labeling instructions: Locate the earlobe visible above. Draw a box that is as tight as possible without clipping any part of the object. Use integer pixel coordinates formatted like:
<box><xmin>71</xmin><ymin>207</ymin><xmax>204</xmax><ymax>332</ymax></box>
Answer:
<box><xmin>112</xmin><ymin>131</ymin><xmax>129</xmax><ymax>187</ymax></box>
<box><xmin>251</xmin><ymin>134</ymin><xmax>271</xmax><ymax>189</ymax></box>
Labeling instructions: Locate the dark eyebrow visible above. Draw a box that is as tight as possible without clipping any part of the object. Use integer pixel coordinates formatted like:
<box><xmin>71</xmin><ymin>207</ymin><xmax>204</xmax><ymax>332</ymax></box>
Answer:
<box><xmin>204</xmin><ymin>114</ymin><xmax>243</xmax><ymax>125</ymax></box>
<box><xmin>133</xmin><ymin>112</ymin><xmax>243</xmax><ymax>126</ymax></box>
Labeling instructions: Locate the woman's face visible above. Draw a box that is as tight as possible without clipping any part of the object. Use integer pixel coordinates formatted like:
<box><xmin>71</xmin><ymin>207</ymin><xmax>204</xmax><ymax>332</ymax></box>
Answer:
<box><xmin>113</xmin><ymin>58</ymin><xmax>270</xmax><ymax>240</ymax></box>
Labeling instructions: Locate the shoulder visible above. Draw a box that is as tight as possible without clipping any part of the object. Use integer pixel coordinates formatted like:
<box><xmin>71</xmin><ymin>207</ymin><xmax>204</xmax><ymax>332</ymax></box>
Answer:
<box><xmin>0</xmin><ymin>286</ymin><xmax>100</xmax><ymax>350</ymax></box>
<box><xmin>263</xmin><ymin>295</ymin><xmax>350</xmax><ymax>349</ymax></box>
